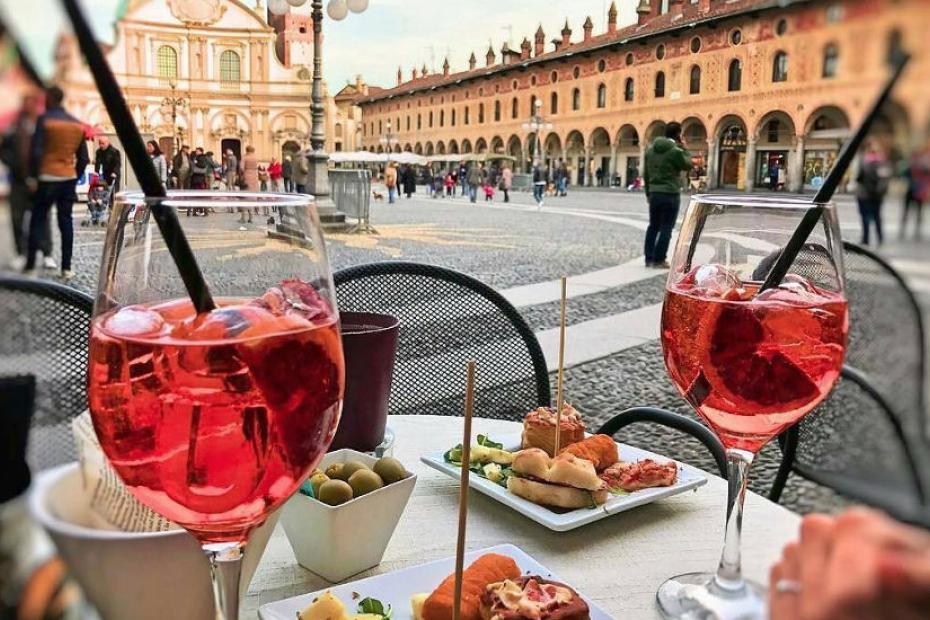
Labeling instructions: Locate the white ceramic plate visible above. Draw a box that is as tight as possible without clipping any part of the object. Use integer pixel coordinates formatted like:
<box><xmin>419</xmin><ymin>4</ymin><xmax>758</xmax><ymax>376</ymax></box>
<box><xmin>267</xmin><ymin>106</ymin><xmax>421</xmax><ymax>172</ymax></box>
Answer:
<box><xmin>258</xmin><ymin>544</ymin><xmax>612</xmax><ymax>620</ymax></box>
<box><xmin>420</xmin><ymin>433</ymin><xmax>708</xmax><ymax>531</ymax></box>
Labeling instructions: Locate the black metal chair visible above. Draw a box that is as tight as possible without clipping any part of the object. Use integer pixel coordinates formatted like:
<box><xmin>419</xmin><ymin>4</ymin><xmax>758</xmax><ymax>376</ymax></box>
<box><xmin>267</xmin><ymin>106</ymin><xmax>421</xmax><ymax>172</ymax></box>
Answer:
<box><xmin>595</xmin><ymin>406</ymin><xmax>728</xmax><ymax>479</ymax></box>
<box><xmin>0</xmin><ymin>276</ymin><xmax>94</xmax><ymax>471</ymax></box>
<box><xmin>333</xmin><ymin>262</ymin><xmax>550</xmax><ymax>420</ymax></box>
<box><xmin>768</xmin><ymin>241</ymin><xmax>929</xmax><ymax>519</ymax></box>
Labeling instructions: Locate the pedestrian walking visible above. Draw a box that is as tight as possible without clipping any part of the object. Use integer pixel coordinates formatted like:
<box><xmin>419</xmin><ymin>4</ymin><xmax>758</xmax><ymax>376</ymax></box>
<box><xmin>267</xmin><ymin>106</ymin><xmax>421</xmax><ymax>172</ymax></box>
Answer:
<box><xmin>292</xmin><ymin>151</ymin><xmax>310</xmax><ymax>194</ymax></box>
<box><xmin>901</xmin><ymin>142</ymin><xmax>930</xmax><ymax>240</ymax></box>
<box><xmin>173</xmin><ymin>144</ymin><xmax>192</xmax><ymax>189</ymax></box>
<box><xmin>0</xmin><ymin>92</ymin><xmax>52</xmax><ymax>271</ymax></box>
<box><xmin>94</xmin><ymin>135</ymin><xmax>122</xmax><ymax>193</ymax></box>
<box><xmin>500</xmin><ymin>164</ymin><xmax>513</xmax><ymax>203</ymax></box>
<box><xmin>385</xmin><ymin>161</ymin><xmax>398</xmax><ymax>203</ymax></box>
<box><xmin>402</xmin><ymin>164</ymin><xmax>416</xmax><ymax>198</ymax></box>
<box><xmin>643</xmin><ymin>121</ymin><xmax>691</xmax><ymax>269</ymax></box>
<box><xmin>282</xmin><ymin>155</ymin><xmax>294</xmax><ymax>192</ymax></box>
<box><xmin>557</xmin><ymin>160</ymin><xmax>569</xmax><ymax>196</ymax></box>
<box><xmin>146</xmin><ymin>140</ymin><xmax>168</xmax><ymax>187</ymax></box>
<box><xmin>532</xmin><ymin>163</ymin><xmax>546</xmax><ymax>206</ymax></box>
<box><xmin>444</xmin><ymin>170</ymin><xmax>454</xmax><ymax>197</ymax></box>
<box><xmin>466</xmin><ymin>163</ymin><xmax>482</xmax><ymax>203</ymax></box>
<box><xmin>458</xmin><ymin>162</ymin><xmax>468</xmax><ymax>197</ymax></box>
<box><xmin>268</xmin><ymin>157</ymin><xmax>283</xmax><ymax>192</ymax></box>
<box><xmin>242</xmin><ymin>146</ymin><xmax>260</xmax><ymax>192</ymax></box>
<box><xmin>258</xmin><ymin>165</ymin><xmax>269</xmax><ymax>192</ymax></box>
<box><xmin>483</xmin><ymin>181</ymin><xmax>495</xmax><ymax>202</ymax></box>
<box><xmin>23</xmin><ymin>86</ymin><xmax>89</xmax><ymax>279</ymax></box>
<box><xmin>768</xmin><ymin>161</ymin><xmax>780</xmax><ymax>191</ymax></box>
<box><xmin>856</xmin><ymin>141</ymin><xmax>892</xmax><ymax>246</ymax></box>
<box><xmin>190</xmin><ymin>148</ymin><xmax>210</xmax><ymax>190</ymax></box>
<box><xmin>224</xmin><ymin>149</ymin><xmax>239</xmax><ymax>191</ymax></box>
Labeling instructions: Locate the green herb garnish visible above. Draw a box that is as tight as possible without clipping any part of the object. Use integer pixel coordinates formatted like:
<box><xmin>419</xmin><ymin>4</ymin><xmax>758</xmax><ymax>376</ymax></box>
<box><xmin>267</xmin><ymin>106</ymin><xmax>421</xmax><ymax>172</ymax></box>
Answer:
<box><xmin>477</xmin><ymin>435</ymin><xmax>503</xmax><ymax>449</ymax></box>
<box><xmin>358</xmin><ymin>597</ymin><xmax>393</xmax><ymax>619</ymax></box>
<box><xmin>444</xmin><ymin>444</ymin><xmax>463</xmax><ymax>464</ymax></box>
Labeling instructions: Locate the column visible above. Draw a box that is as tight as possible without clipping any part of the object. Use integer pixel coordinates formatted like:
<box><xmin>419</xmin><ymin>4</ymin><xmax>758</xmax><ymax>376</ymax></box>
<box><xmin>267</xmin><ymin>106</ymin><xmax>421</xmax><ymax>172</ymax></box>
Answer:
<box><xmin>788</xmin><ymin>135</ymin><xmax>804</xmax><ymax>193</ymax></box>
<box><xmin>638</xmin><ymin>144</ymin><xmax>647</xmax><ymax>183</ymax></box>
<box><xmin>744</xmin><ymin>138</ymin><xmax>757</xmax><ymax>193</ymax></box>
<box><xmin>144</xmin><ymin>35</ymin><xmax>153</xmax><ymax>76</ymax></box>
<box><xmin>705</xmin><ymin>138</ymin><xmax>719</xmax><ymax>190</ymax></box>
<box><xmin>584</xmin><ymin>147</ymin><xmax>593</xmax><ymax>186</ymax></box>
<box><xmin>608</xmin><ymin>147</ymin><xmax>617</xmax><ymax>188</ymax></box>
<box><xmin>207</xmin><ymin>42</ymin><xmax>215</xmax><ymax>81</ymax></box>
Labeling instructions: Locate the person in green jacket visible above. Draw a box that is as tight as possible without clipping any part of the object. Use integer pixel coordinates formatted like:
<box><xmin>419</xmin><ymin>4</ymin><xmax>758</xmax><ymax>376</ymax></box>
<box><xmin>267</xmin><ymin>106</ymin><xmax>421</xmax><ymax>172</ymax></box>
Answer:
<box><xmin>643</xmin><ymin>122</ymin><xmax>692</xmax><ymax>268</ymax></box>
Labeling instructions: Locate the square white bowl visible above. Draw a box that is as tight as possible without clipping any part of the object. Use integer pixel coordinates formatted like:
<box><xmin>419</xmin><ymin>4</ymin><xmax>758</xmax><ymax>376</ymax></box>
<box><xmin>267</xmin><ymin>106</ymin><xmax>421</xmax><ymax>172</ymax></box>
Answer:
<box><xmin>281</xmin><ymin>448</ymin><xmax>417</xmax><ymax>582</ymax></box>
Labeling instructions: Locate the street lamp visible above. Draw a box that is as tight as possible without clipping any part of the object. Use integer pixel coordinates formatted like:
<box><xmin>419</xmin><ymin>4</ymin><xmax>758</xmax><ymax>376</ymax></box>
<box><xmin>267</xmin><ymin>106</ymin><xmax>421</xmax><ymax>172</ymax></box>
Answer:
<box><xmin>521</xmin><ymin>99</ymin><xmax>553</xmax><ymax>172</ymax></box>
<box><xmin>161</xmin><ymin>79</ymin><xmax>188</xmax><ymax>157</ymax></box>
<box><xmin>379</xmin><ymin>119</ymin><xmax>399</xmax><ymax>150</ymax></box>
<box><xmin>267</xmin><ymin>0</ymin><xmax>370</xmax><ymax>221</ymax></box>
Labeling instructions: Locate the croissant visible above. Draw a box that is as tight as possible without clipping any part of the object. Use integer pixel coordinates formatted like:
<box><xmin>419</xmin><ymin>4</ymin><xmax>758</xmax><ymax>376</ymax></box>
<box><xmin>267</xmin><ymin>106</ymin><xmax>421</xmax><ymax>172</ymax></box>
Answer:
<box><xmin>559</xmin><ymin>434</ymin><xmax>619</xmax><ymax>472</ymax></box>
<box><xmin>422</xmin><ymin>553</ymin><xmax>521</xmax><ymax>620</ymax></box>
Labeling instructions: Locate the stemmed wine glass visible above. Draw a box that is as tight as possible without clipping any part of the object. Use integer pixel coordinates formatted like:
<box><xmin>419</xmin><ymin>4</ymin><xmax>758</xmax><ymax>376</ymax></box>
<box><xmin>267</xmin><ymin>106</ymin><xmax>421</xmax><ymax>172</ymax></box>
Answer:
<box><xmin>87</xmin><ymin>191</ymin><xmax>345</xmax><ymax>619</ymax></box>
<box><xmin>658</xmin><ymin>194</ymin><xmax>848</xmax><ymax>619</ymax></box>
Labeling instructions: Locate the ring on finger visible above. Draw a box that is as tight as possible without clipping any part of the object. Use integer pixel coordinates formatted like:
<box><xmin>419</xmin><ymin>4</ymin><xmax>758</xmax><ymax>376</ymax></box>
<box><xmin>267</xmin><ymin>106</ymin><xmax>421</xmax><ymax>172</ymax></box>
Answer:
<box><xmin>774</xmin><ymin>579</ymin><xmax>802</xmax><ymax>594</ymax></box>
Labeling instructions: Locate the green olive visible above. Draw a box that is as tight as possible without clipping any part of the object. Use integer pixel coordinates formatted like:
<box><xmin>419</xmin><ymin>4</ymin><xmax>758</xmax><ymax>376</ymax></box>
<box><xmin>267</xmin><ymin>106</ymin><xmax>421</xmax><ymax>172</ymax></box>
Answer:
<box><xmin>373</xmin><ymin>457</ymin><xmax>407</xmax><ymax>484</ymax></box>
<box><xmin>317</xmin><ymin>480</ymin><xmax>353</xmax><ymax>506</ymax></box>
<box><xmin>348</xmin><ymin>469</ymin><xmax>384</xmax><ymax>497</ymax></box>
<box><xmin>341</xmin><ymin>460</ymin><xmax>370</xmax><ymax>480</ymax></box>
<box><xmin>309</xmin><ymin>472</ymin><xmax>329</xmax><ymax>498</ymax></box>
<box><xmin>324</xmin><ymin>463</ymin><xmax>345</xmax><ymax>480</ymax></box>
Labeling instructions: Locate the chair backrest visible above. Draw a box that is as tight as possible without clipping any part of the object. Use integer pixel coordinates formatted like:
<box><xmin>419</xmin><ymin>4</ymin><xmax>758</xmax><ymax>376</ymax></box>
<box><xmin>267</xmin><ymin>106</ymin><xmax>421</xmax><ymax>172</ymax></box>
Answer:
<box><xmin>770</xmin><ymin>242</ymin><xmax>929</xmax><ymax>513</ymax></box>
<box><xmin>0</xmin><ymin>277</ymin><xmax>94</xmax><ymax>471</ymax></box>
<box><xmin>334</xmin><ymin>262</ymin><xmax>550</xmax><ymax>420</ymax></box>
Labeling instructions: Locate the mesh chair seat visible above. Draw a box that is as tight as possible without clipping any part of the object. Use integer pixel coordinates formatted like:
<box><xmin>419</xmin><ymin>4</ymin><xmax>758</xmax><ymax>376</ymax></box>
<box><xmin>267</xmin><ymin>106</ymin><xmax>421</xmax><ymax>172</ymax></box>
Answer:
<box><xmin>334</xmin><ymin>262</ymin><xmax>550</xmax><ymax>420</ymax></box>
<box><xmin>769</xmin><ymin>242</ymin><xmax>928</xmax><ymax>515</ymax></box>
<box><xmin>0</xmin><ymin>277</ymin><xmax>93</xmax><ymax>471</ymax></box>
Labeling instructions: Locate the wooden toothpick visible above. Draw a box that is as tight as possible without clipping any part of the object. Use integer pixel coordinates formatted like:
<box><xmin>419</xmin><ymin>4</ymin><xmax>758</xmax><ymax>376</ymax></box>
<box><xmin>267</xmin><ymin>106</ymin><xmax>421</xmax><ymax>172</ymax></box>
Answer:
<box><xmin>554</xmin><ymin>277</ymin><xmax>567</xmax><ymax>455</ymax></box>
<box><xmin>453</xmin><ymin>361</ymin><xmax>476</xmax><ymax>620</ymax></box>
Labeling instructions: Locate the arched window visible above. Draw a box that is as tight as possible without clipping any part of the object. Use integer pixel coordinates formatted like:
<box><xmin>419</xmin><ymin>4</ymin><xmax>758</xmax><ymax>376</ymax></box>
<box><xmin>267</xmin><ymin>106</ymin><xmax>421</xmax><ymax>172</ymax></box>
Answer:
<box><xmin>156</xmin><ymin>45</ymin><xmax>178</xmax><ymax>79</ymax></box>
<box><xmin>478</xmin><ymin>103</ymin><xmax>484</xmax><ymax>123</ymax></box>
<box><xmin>429</xmin><ymin>111</ymin><xmax>434</xmax><ymax>128</ymax></box>
<box><xmin>417</xmin><ymin>114</ymin><xmax>422</xmax><ymax>130</ymax></box>
<box><xmin>597</xmin><ymin>83</ymin><xmax>607</xmax><ymax>108</ymax></box>
<box><xmin>451</xmin><ymin>109</ymin><xmax>456</xmax><ymax>126</ymax></box>
<box><xmin>823</xmin><ymin>43</ymin><xmax>839</xmax><ymax>78</ymax></box>
<box><xmin>689</xmin><ymin>65</ymin><xmax>701</xmax><ymax>94</ymax></box>
<box><xmin>654</xmin><ymin>71</ymin><xmax>665</xmax><ymax>98</ymax></box>
<box><xmin>572</xmin><ymin>88</ymin><xmax>581</xmax><ymax>111</ymax></box>
<box><xmin>887</xmin><ymin>28</ymin><xmax>904</xmax><ymax>66</ymax></box>
<box><xmin>624</xmin><ymin>77</ymin><xmax>634</xmax><ymax>102</ymax></box>
<box><xmin>494</xmin><ymin>100</ymin><xmax>501</xmax><ymax>122</ymax></box>
<box><xmin>550</xmin><ymin>92</ymin><xmax>558</xmax><ymax>114</ymax></box>
<box><xmin>406</xmin><ymin>116</ymin><xmax>410</xmax><ymax>131</ymax></box>
<box><xmin>512</xmin><ymin>97</ymin><xmax>519</xmax><ymax>119</ymax></box>
<box><xmin>219</xmin><ymin>50</ymin><xmax>240</xmax><ymax>84</ymax></box>
<box><xmin>772</xmin><ymin>51</ymin><xmax>788</xmax><ymax>82</ymax></box>
<box><xmin>440</xmin><ymin>110</ymin><xmax>445</xmax><ymax>127</ymax></box>
<box><xmin>335</xmin><ymin>123</ymin><xmax>343</xmax><ymax>138</ymax></box>
<box><xmin>728</xmin><ymin>59</ymin><xmax>742</xmax><ymax>91</ymax></box>
<box><xmin>530</xmin><ymin>95</ymin><xmax>537</xmax><ymax>115</ymax></box>
<box><xmin>465</xmin><ymin>107</ymin><xmax>470</xmax><ymax>125</ymax></box>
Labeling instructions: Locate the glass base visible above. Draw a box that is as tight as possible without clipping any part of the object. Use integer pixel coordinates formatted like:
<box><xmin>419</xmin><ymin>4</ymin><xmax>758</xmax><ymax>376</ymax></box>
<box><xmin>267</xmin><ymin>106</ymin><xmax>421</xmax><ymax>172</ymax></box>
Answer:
<box><xmin>657</xmin><ymin>572</ymin><xmax>766</xmax><ymax>620</ymax></box>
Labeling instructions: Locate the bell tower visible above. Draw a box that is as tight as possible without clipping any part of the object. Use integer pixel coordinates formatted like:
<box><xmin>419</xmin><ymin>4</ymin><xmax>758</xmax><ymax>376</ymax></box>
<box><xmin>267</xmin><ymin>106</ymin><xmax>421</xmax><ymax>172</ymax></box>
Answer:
<box><xmin>269</xmin><ymin>8</ymin><xmax>313</xmax><ymax>67</ymax></box>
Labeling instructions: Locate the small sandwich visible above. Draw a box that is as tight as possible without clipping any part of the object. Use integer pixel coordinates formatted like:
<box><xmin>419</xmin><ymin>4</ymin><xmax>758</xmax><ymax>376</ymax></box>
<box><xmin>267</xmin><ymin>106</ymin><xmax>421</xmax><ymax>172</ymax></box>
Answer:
<box><xmin>522</xmin><ymin>405</ymin><xmax>586</xmax><ymax>457</ymax></box>
<box><xmin>507</xmin><ymin>449</ymin><xmax>608</xmax><ymax>510</ymax></box>
<box><xmin>479</xmin><ymin>576</ymin><xmax>590</xmax><ymax>620</ymax></box>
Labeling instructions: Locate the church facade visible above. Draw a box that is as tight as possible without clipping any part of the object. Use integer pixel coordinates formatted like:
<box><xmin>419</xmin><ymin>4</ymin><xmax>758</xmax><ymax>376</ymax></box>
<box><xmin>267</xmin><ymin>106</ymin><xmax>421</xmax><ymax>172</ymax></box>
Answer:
<box><xmin>55</xmin><ymin>0</ymin><xmax>366</xmax><ymax>163</ymax></box>
<box><xmin>357</xmin><ymin>0</ymin><xmax>930</xmax><ymax>192</ymax></box>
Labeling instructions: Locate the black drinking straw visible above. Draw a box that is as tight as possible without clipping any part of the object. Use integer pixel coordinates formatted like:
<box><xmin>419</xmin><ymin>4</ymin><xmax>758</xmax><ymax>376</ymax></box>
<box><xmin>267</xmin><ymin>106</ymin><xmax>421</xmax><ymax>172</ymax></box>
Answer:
<box><xmin>759</xmin><ymin>52</ymin><xmax>911</xmax><ymax>293</ymax></box>
<box><xmin>60</xmin><ymin>0</ymin><xmax>215</xmax><ymax>313</ymax></box>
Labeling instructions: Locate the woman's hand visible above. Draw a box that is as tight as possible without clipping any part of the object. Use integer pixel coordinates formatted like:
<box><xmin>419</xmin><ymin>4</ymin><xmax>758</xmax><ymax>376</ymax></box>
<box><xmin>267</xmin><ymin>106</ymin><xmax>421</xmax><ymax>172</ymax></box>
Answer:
<box><xmin>770</xmin><ymin>508</ymin><xmax>930</xmax><ymax>620</ymax></box>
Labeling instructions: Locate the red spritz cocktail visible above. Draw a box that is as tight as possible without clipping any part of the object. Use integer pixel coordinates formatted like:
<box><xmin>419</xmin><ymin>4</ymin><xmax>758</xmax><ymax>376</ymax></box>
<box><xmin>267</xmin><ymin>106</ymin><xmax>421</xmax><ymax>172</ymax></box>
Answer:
<box><xmin>662</xmin><ymin>265</ymin><xmax>848</xmax><ymax>452</ymax></box>
<box><xmin>88</xmin><ymin>281</ymin><xmax>344</xmax><ymax>543</ymax></box>
<box><xmin>88</xmin><ymin>191</ymin><xmax>343</xmax><ymax>620</ymax></box>
<box><xmin>654</xmin><ymin>194</ymin><xmax>847</xmax><ymax>620</ymax></box>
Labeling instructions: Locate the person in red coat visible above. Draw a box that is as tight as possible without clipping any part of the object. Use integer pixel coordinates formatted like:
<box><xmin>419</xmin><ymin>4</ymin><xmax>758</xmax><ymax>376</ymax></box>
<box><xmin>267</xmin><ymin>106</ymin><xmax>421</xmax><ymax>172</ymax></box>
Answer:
<box><xmin>268</xmin><ymin>157</ymin><xmax>283</xmax><ymax>192</ymax></box>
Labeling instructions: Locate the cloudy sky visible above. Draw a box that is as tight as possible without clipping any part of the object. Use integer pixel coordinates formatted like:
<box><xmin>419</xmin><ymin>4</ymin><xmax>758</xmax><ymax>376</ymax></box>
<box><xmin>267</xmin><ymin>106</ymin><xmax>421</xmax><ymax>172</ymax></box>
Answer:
<box><xmin>1</xmin><ymin>0</ymin><xmax>637</xmax><ymax>89</ymax></box>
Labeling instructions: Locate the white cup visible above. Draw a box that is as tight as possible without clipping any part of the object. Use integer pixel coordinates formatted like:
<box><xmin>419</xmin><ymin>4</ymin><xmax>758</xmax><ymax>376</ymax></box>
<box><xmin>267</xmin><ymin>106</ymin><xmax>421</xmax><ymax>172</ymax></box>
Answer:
<box><xmin>29</xmin><ymin>463</ymin><xmax>277</xmax><ymax>620</ymax></box>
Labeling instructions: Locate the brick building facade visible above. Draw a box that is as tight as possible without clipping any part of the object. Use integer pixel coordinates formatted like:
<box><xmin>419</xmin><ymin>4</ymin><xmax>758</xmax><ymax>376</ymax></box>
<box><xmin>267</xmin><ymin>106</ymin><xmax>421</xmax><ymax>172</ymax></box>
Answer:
<box><xmin>357</xmin><ymin>0</ymin><xmax>930</xmax><ymax>192</ymax></box>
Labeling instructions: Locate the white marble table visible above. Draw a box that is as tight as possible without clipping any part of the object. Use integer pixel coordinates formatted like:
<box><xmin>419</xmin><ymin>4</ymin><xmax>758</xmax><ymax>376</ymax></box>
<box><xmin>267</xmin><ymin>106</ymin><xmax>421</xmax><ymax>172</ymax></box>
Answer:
<box><xmin>243</xmin><ymin>415</ymin><xmax>801</xmax><ymax>619</ymax></box>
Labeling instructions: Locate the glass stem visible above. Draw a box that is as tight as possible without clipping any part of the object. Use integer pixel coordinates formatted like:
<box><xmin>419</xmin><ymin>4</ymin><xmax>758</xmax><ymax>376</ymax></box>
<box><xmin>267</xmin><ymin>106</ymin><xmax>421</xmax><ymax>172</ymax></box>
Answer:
<box><xmin>204</xmin><ymin>542</ymin><xmax>244</xmax><ymax>620</ymax></box>
<box><xmin>715</xmin><ymin>448</ymin><xmax>754</xmax><ymax>592</ymax></box>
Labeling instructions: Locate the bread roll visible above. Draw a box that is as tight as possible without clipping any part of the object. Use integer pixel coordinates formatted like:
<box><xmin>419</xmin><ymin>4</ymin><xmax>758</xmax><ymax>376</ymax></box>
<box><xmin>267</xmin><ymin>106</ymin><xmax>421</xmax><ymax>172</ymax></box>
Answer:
<box><xmin>510</xmin><ymin>448</ymin><xmax>550</xmax><ymax>480</ymax></box>
<box><xmin>548</xmin><ymin>453</ymin><xmax>602</xmax><ymax>491</ymax></box>
<box><xmin>507</xmin><ymin>477</ymin><xmax>608</xmax><ymax>510</ymax></box>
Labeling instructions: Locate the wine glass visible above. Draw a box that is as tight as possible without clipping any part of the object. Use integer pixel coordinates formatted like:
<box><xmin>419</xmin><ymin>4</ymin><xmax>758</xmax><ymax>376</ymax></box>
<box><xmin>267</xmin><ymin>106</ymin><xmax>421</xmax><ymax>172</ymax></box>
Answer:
<box><xmin>87</xmin><ymin>191</ymin><xmax>345</xmax><ymax>619</ymax></box>
<box><xmin>658</xmin><ymin>194</ymin><xmax>848</xmax><ymax>619</ymax></box>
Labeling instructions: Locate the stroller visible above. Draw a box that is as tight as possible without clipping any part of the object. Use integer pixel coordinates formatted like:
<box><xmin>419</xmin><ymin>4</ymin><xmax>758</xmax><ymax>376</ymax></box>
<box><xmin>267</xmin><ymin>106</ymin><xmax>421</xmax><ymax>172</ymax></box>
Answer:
<box><xmin>83</xmin><ymin>173</ymin><xmax>114</xmax><ymax>227</ymax></box>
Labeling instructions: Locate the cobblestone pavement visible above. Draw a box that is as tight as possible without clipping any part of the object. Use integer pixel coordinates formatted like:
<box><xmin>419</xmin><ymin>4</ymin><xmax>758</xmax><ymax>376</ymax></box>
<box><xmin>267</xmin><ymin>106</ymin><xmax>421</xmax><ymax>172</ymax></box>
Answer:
<box><xmin>4</xmin><ymin>186</ymin><xmax>927</xmax><ymax>516</ymax></box>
